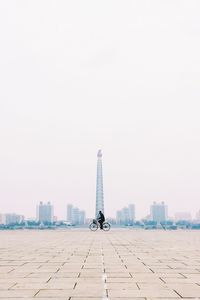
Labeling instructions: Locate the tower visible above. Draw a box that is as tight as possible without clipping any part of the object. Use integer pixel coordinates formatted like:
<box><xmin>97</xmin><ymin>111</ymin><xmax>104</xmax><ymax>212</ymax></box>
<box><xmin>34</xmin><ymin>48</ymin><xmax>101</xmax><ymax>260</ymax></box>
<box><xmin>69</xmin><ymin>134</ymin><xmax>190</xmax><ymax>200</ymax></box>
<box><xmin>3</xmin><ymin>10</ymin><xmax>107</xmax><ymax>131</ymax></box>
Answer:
<box><xmin>95</xmin><ymin>149</ymin><xmax>104</xmax><ymax>217</ymax></box>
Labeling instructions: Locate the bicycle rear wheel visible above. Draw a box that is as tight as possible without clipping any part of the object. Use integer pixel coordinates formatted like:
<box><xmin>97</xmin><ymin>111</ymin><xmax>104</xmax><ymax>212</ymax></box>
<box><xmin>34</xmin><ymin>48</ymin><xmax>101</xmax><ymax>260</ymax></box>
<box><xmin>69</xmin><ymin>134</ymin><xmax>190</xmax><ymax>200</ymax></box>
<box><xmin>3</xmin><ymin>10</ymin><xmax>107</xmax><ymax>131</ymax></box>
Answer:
<box><xmin>89</xmin><ymin>222</ymin><xmax>98</xmax><ymax>231</ymax></box>
<box><xmin>103</xmin><ymin>222</ymin><xmax>110</xmax><ymax>231</ymax></box>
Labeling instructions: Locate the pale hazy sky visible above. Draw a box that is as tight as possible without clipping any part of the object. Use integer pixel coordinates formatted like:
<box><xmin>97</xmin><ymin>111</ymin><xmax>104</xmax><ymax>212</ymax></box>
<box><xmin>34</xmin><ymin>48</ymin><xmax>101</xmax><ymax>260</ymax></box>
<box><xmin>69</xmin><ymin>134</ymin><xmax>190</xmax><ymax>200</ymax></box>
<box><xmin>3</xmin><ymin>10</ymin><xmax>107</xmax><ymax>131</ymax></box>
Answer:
<box><xmin>0</xmin><ymin>1</ymin><xmax>200</xmax><ymax>220</ymax></box>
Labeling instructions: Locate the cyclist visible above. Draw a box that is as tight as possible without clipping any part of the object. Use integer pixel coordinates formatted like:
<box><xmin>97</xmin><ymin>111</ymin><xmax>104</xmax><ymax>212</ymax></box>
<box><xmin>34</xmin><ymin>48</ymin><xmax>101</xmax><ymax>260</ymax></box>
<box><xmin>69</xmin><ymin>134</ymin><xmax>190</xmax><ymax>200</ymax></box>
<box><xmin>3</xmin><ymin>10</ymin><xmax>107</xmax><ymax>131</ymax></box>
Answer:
<box><xmin>97</xmin><ymin>211</ymin><xmax>105</xmax><ymax>230</ymax></box>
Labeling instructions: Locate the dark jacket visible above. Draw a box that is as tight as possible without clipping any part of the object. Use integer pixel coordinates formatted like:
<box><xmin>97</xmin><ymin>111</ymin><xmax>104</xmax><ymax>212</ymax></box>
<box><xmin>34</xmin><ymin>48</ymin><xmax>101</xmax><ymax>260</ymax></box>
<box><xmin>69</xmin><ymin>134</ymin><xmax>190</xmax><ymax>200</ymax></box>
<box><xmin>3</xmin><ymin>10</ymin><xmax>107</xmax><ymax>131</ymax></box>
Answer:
<box><xmin>98</xmin><ymin>212</ymin><xmax>105</xmax><ymax>222</ymax></box>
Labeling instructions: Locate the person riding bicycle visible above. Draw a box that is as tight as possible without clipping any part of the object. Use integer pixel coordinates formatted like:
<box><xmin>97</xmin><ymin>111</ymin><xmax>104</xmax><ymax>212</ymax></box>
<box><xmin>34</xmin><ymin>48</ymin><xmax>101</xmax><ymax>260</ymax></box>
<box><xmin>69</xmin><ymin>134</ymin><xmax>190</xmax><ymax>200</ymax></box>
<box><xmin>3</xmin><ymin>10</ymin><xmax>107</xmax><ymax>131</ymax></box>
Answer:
<box><xmin>89</xmin><ymin>212</ymin><xmax>110</xmax><ymax>231</ymax></box>
<box><xmin>97</xmin><ymin>211</ymin><xmax>105</xmax><ymax>230</ymax></box>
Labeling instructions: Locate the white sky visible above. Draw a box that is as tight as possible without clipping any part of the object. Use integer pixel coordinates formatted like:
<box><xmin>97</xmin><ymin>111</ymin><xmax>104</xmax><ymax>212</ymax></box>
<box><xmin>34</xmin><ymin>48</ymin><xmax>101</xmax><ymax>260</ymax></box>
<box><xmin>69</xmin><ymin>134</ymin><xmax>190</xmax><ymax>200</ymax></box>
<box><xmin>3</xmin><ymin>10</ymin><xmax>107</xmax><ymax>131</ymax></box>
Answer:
<box><xmin>0</xmin><ymin>0</ymin><xmax>200</xmax><ymax>220</ymax></box>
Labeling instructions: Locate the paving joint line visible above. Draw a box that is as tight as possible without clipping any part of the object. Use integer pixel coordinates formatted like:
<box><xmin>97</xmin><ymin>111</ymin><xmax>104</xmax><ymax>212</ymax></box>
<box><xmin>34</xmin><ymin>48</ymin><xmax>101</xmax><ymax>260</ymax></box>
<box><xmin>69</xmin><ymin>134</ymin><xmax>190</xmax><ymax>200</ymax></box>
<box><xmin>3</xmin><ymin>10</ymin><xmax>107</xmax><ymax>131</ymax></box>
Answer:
<box><xmin>46</xmin><ymin>276</ymin><xmax>52</xmax><ymax>283</ymax></box>
<box><xmin>33</xmin><ymin>289</ymin><xmax>41</xmax><ymax>297</ymax></box>
<box><xmin>173</xmin><ymin>289</ymin><xmax>183</xmax><ymax>298</ymax></box>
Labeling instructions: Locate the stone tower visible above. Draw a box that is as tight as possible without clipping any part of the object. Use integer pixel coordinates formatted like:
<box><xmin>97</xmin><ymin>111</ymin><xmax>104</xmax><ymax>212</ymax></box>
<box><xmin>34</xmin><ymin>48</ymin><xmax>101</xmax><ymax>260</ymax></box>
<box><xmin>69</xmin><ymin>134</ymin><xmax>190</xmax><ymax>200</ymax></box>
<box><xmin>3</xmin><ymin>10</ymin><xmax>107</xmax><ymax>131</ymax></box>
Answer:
<box><xmin>95</xmin><ymin>149</ymin><xmax>104</xmax><ymax>217</ymax></box>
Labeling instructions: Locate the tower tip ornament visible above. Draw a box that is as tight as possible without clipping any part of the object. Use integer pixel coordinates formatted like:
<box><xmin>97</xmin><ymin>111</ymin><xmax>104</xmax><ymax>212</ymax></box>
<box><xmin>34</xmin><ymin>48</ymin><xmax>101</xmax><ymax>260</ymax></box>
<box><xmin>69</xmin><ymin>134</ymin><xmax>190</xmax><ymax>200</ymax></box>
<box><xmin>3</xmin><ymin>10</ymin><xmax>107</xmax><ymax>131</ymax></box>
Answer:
<box><xmin>97</xmin><ymin>149</ymin><xmax>102</xmax><ymax>158</ymax></box>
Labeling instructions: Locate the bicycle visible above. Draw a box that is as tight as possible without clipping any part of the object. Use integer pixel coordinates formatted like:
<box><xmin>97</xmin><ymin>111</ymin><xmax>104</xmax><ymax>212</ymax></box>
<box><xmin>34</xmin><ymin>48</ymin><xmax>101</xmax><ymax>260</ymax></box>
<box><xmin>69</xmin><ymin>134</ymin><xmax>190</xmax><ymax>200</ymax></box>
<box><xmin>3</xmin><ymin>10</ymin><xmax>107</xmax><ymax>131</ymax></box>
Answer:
<box><xmin>89</xmin><ymin>219</ymin><xmax>111</xmax><ymax>231</ymax></box>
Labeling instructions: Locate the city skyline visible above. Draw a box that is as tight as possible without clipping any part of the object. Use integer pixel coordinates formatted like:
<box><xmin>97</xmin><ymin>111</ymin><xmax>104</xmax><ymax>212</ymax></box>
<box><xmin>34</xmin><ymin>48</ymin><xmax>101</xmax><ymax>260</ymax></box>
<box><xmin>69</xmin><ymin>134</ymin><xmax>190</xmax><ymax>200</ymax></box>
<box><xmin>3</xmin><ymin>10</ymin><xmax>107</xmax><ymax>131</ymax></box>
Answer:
<box><xmin>1</xmin><ymin>1</ymin><xmax>200</xmax><ymax>220</ymax></box>
<box><xmin>1</xmin><ymin>201</ymin><xmax>200</xmax><ymax>223</ymax></box>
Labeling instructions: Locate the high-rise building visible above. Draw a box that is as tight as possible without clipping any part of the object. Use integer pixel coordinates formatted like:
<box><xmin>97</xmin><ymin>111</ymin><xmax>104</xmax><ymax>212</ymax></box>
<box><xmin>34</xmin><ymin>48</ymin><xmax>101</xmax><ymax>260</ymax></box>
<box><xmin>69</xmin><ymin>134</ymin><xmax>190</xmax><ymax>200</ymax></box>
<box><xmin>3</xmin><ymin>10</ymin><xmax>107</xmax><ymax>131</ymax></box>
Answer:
<box><xmin>66</xmin><ymin>204</ymin><xmax>85</xmax><ymax>225</ymax></box>
<box><xmin>96</xmin><ymin>149</ymin><xmax>104</xmax><ymax>217</ymax></box>
<box><xmin>123</xmin><ymin>207</ymin><xmax>130</xmax><ymax>223</ymax></box>
<box><xmin>116</xmin><ymin>210</ymin><xmax>122</xmax><ymax>224</ymax></box>
<box><xmin>72</xmin><ymin>207</ymin><xmax>80</xmax><ymax>224</ymax></box>
<box><xmin>79</xmin><ymin>210</ymin><xmax>85</xmax><ymax>225</ymax></box>
<box><xmin>0</xmin><ymin>214</ymin><xmax>5</xmax><ymax>224</ymax></box>
<box><xmin>67</xmin><ymin>204</ymin><xmax>73</xmax><ymax>223</ymax></box>
<box><xmin>36</xmin><ymin>201</ymin><xmax>53</xmax><ymax>223</ymax></box>
<box><xmin>128</xmin><ymin>204</ymin><xmax>135</xmax><ymax>221</ymax></box>
<box><xmin>116</xmin><ymin>204</ymin><xmax>135</xmax><ymax>225</ymax></box>
<box><xmin>150</xmin><ymin>201</ymin><xmax>167</xmax><ymax>222</ymax></box>
<box><xmin>3</xmin><ymin>214</ymin><xmax>24</xmax><ymax>225</ymax></box>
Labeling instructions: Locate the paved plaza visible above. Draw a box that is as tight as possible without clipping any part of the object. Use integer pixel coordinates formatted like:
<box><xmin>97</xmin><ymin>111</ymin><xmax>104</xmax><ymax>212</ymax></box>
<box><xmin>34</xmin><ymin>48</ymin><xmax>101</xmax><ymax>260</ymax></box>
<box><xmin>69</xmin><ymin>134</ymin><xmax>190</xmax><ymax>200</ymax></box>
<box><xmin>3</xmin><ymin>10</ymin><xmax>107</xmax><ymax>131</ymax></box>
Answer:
<box><xmin>0</xmin><ymin>229</ymin><xmax>200</xmax><ymax>299</ymax></box>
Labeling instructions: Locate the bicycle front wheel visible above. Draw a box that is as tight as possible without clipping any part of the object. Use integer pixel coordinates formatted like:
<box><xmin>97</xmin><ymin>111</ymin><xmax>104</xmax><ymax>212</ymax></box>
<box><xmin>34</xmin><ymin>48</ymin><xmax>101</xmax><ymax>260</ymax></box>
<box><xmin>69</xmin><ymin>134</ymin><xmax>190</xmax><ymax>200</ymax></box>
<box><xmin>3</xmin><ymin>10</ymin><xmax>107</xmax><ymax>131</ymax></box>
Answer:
<box><xmin>89</xmin><ymin>222</ymin><xmax>98</xmax><ymax>231</ymax></box>
<box><xmin>103</xmin><ymin>222</ymin><xmax>110</xmax><ymax>231</ymax></box>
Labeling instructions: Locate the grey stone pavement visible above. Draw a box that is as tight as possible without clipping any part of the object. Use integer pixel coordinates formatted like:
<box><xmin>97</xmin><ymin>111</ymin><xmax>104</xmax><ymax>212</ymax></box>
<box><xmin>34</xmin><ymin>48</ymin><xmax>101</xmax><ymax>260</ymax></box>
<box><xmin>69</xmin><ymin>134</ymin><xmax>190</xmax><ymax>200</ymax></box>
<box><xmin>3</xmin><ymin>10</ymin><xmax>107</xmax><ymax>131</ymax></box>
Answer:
<box><xmin>0</xmin><ymin>229</ymin><xmax>200</xmax><ymax>299</ymax></box>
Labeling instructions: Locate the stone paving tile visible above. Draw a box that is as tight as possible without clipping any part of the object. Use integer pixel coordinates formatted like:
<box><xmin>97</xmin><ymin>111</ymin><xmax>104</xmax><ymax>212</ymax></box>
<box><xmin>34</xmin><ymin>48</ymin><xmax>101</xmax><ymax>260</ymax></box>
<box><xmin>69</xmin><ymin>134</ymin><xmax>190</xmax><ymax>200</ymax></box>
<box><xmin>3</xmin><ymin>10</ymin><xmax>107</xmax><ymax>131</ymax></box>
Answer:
<box><xmin>71</xmin><ymin>299</ymin><xmax>103</xmax><ymax>300</ymax></box>
<box><xmin>146</xmin><ymin>299</ymin><xmax>199</xmax><ymax>300</ymax></box>
<box><xmin>108</xmin><ymin>289</ymin><xmax>178</xmax><ymax>297</ymax></box>
<box><xmin>0</xmin><ymin>278</ymin><xmax>50</xmax><ymax>283</ymax></box>
<box><xmin>0</xmin><ymin>283</ymin><xmax>16</xmax><ymax>290</ymax></box>
<box><xmin>26</xmin><ymin>272</ymin><xmax>54</xmax><ymax>278</ymax></box>
<box><xmin>161</xmin><ymin>277</ymin><xmax>200</xmax><ymax>283</ymax></box>
<box><xmin>147</xmin><ymin>273</ymin><xmax>186</xmax><ymax>278</ymax></box>
<box><xmin>0</xmin><ymin>272</ymin><xmax>30</xmax><ymax>278</ymax></box>
<box><xmin>169</xmin><ymin>287</ymin><xmax>200</xmax><ymax>298</ymax></box>
<box><xmin>106</xmin><ymin>272</ymin><xmax>132</xmax><ymax>278</ymax></box>
<box><xmin>71</xmin><ymin>298</ymin><xmax>102</xmax><ymax>300</ymax></box>
<box><xmin>72</xmin><ymin>299</ymin><xmax>145</xmax><ymax>300</ymax></box>
<box><xmin>72</xmin><ymin>288</ymin><xmax>105</xmax><ymax>297</ymax></box>
<box><xmin>137</xmin><ymin>283</ymin><xmax>170</xmax><ymax>289</ymax></box>
<box><xmin>106</xmin><ymin>277</ymin><xmax>157</xmax><ymax>283</ymax></box>
<box><xmin>0</xmin><ymin>290</ymin><xmax>38</xmax><ymax>297</ymax></box>
<box><xmin>106</xmin><ymin>282</ymin><xmax>139</xmax><ymax>289</ymax></box>
<box><xmin>0</xmin><ymin>299</ymin><xmax>69</xmax><ymax>300</ymax></box>
<box><xmin>35</xmin><ymin>289</ymin><xmax>72</xmax><ymax>297</ymax></box>
<box><xmin>109</xmin><ymin>299</ymin><xmax>145</xmax><ymax>300</ymax></box>
<box><xmin>11</xmin><ymin>282</ymin><xmax>75</xmax><ymax>289</ymax></box>
<box><xmin>1</xmin><ymin>230</ymin><xmax>200</xmax><ymax>299</ymax></box>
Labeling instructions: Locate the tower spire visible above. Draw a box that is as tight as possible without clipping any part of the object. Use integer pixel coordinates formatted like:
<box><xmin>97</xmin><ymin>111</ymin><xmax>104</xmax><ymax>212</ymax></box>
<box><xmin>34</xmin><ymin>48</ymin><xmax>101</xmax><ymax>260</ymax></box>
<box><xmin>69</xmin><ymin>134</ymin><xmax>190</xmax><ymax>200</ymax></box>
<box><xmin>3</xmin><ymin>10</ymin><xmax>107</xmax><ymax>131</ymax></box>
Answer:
<box><xmin>95</xmin><ymin>149</ymin><xmax>104</xmax><ymax>217</ymax></box>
